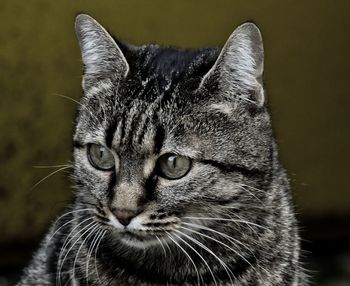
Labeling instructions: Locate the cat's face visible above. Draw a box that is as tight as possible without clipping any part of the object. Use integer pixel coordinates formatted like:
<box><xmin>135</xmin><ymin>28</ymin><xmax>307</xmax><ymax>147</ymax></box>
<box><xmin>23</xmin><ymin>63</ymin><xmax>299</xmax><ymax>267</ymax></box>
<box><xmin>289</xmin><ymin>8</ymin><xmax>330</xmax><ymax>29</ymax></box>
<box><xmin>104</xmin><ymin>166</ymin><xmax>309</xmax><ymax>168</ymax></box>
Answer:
<box><xmin>72</xmin><ymin>15</ymin><xmax>272</xmax><ymax>248</ymax></box>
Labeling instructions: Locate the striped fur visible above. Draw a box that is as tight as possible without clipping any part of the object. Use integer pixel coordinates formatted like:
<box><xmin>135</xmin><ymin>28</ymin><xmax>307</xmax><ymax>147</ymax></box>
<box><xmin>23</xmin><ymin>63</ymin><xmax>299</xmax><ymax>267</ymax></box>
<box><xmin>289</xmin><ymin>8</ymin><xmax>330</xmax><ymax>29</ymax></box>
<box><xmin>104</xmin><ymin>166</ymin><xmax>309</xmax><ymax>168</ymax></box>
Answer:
<box><xmin>17</xmin><ymin>14</ymin><xmax>307</xmax><ymax>286</ymax></box>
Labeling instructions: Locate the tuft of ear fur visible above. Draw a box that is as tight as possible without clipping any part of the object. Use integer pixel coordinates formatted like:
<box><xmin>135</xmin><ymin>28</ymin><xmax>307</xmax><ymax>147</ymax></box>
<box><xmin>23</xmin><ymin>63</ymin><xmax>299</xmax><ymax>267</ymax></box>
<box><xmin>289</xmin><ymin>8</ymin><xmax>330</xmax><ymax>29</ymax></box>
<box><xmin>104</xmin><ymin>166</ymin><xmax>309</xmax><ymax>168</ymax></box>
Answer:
<box><xmin>200</xmin><ymin>23</ymin><xmax>265</xmax><ymax>107</ymax></box>
<box><xmin>75</xmin><ymin>14</ymin><xmax>129</xmax><ymax>90</ymax></box>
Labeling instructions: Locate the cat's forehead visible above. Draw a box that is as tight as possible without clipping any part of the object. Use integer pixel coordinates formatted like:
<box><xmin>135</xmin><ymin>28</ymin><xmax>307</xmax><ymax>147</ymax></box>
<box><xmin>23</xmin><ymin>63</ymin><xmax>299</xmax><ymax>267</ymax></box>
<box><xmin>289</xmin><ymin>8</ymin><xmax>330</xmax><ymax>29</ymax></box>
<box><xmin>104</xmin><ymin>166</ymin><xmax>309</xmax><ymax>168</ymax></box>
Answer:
<box><xmin>74</xmin><ymin>43</ymin><xmax>265</xmax><ymax>155</ymax></box>
<box><xmin>122</xmin><ymin>45</ymin><xmax>220</xmax><ymax>98</ymax></box>
<box><xmin>81</xmin><ymin>45</ymin><xmax>220</xmax><ymax>109</ymax></box>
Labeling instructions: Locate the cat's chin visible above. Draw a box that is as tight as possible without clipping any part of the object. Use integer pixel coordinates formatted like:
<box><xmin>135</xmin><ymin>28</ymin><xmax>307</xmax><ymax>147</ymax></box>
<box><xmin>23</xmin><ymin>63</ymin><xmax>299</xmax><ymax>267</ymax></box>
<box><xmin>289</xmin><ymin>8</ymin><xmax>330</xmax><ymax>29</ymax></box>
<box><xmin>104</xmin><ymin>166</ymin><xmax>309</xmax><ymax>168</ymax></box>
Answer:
<box><xmin>117</xmin><ymin>230</ymin><xmax>164</xmax><ymax>249</ymax></box>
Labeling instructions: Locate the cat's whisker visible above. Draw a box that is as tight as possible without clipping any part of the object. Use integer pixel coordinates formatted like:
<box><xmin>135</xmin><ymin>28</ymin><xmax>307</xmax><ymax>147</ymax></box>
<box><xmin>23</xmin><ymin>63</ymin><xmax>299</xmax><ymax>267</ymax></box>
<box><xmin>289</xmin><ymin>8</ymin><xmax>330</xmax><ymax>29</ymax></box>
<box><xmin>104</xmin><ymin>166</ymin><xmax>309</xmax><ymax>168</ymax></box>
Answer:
<box><xmin>94</xmin><ymin>230</ymin><xmax>107</xmax><ymax>284</ymax></box>
<box><xmin>173</xmin><ymin>229</ymin><xmax>235</xmax><ymax>285</ymax></box>
<box><xmin>229</xmin><ymin>212</ymin><xmax>271</xmax><ymax>235</ymax></box>
<box><xmin>224</xmin><ymin>213</ymin><xmax>258</xmax><ymax>235</ymax></box>
<box><xmin>237</xmin><ymin>183</ymin><xmax>266</xmax><ymax>194</ymax></box>
<box><xmin>182</xmin><ymin>222</ymin><xmax>253</xmax><ymax>254</ymax></box>
<box><xmin>30</xmin><ymin>166</ymin><xmax>71</xmax><ymax>190</ymax></box>
<box><xmin>53</xmin><ymin>93</ymin><xmax>100</xmax><ymax>124</ymax></box>
<box><xmin>171</xmin><ymin>231</ymin><xmax>219</xmax><ymax>286</ymax></box>
<box><xmin>72</xmin><ymin>223</ymin><xmax>99</xmax><ymax>283</ymax></box>
<box><xmin>235</xmin><ymin>94</ymin><xmax>258</xmax><ymax>105</ymax></box>
<box><xmin>57</xmin><ymin>219</ymin><xmax>95</xmax><ymax>286</ymax></box>
<box><xmin>49</xmin><ymin>209</ymin><xmax>95</xmax><ymax>242</ymax></box>
<box><xmin>48</xmin><ymin>218</ymin><xmax>79</xmax><ymax>243</ymax></box>
<box><xmin>56</xmin><ymin>217</ymin><xmax>94</xmax><ymax>286</ymax></box>
<box><xmin>58</xmin><ymin>220</ymin><xmax>96</xmax><ymax>286</ymax></box>
<box><xmin>165</xmin><ymin>231</ymin><xmax>202</xmax><ymax>286</ymax></box>
<box><xmin>86</xmin><ymin>228</ymin><xmax>103</xmax><ymax>286</ymax></box>
<box><xmin>237</xmin><ymin>186</ymin><xmax>264</xmax><ymax>204</ymax></box>
<box><xmin>155</xmin><ymin>235</ymin><xmax>167</xmax><ymax>258</ymax></box>
<box><xmin>220</xmin><ymin>204</ymin><xmax>268</xmax><ymax>211</ymax></box>
<box><xmin>179</xmin><ymin>225</ymin><xmax>254</xmax><ymax>270</ymax></box>
<box><xmin>183</xmin><ymin>216</ymin><xmax>268</xmax><ymax>231</ymax></box>
<box><xmin>63</xmin><ymin>275</ymin><xmax>71</xmax><ymax>286</ymax></box>
<box><xmin>33</xmin><ymin>164</ymin><xmax>72</xmax><ymax>169</ymax></box>
<box><xmin>56</xmin><ymin>215</ymin><xmax>94</xmax><ymax>251</ymax></box>
<box><xmin>161</xmin><ymin>235</ymin><xmax>173</xmax><ymax>258</ymax></box>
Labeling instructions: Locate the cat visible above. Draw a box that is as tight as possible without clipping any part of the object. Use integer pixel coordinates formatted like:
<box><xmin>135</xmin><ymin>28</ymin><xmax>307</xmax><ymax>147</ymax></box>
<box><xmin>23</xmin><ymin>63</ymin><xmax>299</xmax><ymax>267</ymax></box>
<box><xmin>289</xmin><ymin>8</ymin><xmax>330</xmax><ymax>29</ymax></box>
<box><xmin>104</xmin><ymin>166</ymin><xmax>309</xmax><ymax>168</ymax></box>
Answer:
<box><xmin>17</xmin><ymin>14</ymin><xmax>306</xmax><ymax>286</ymax></box>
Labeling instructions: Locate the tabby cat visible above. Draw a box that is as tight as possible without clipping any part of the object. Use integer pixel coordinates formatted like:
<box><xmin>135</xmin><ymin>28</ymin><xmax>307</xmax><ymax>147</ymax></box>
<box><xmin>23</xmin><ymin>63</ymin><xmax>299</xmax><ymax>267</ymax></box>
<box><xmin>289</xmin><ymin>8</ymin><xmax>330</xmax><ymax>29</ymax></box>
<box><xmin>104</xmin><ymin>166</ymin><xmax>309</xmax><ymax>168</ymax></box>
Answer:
<box><xmin>17</xmin><ymin>14</ymin><xmax>306</xmax><ymax>285</ymax></box>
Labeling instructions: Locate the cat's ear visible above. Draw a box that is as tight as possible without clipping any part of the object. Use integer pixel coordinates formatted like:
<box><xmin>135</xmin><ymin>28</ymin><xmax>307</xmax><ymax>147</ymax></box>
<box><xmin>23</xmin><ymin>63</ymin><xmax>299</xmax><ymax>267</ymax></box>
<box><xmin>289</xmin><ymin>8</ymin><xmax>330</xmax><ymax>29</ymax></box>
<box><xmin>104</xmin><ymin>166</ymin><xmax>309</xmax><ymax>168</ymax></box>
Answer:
<box><xmin>199</xmin><ymin>23</ymin><xmax>264</xmax><ymax>107</ymax></box>
<box><xmin>75</xmin><ymin>14</ymin><xmax>129</xmax><ymax>89</ymax></box>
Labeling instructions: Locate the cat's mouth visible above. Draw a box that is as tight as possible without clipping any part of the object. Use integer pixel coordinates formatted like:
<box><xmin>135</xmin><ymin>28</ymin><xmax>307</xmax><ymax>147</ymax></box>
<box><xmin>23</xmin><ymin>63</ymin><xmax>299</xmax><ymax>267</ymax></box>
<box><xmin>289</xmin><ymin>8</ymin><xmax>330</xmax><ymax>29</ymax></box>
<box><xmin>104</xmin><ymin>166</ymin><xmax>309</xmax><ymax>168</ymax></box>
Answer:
<box><xmin>96</xmin><ymin>206</ymin><xmax>181</xmax><ymax>246</ymax></box>
<box><xmin>120</xmin><ymin>230</ymin><xmax>150</xmax><ymax>241</ymax></box>
<box><xmin>110</xmin><ymin>220</ymin><xmax>181</xmax><ymax>247</ymax></box>
<box><xmin>118</xmin><ymin>224</ymin><xmax>179</xmax><ymax>237</ymax></box>
<box><xmin>116</xmin><ymin>227</ymin><xmax>172</xmax><ymax>247</ymax></box>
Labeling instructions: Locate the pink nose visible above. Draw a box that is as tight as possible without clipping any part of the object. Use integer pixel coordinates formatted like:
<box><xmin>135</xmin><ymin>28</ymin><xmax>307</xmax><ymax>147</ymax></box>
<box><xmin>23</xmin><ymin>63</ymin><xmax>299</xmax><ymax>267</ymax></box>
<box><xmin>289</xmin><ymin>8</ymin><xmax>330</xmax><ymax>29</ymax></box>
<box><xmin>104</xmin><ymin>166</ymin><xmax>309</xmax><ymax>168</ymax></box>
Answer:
<box><xmin>112</xmin><ymin>208</ymin><xmax>138</xmax><ymax>226</ymax></box>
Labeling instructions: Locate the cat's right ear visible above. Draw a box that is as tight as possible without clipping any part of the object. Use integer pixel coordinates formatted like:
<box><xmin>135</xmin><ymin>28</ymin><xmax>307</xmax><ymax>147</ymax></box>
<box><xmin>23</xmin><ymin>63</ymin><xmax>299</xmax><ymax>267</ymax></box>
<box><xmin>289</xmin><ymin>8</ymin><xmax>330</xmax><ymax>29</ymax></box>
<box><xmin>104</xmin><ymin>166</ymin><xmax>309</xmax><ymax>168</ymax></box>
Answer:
<box><xmin>198</xmin><ymin>23</ymin><xmax>265</xmax><ymax>107</ymax></box>
<box><xmin>75</xmin><ymin>14</ymin><xmax>129</xmax><ymax>90</ymax></box>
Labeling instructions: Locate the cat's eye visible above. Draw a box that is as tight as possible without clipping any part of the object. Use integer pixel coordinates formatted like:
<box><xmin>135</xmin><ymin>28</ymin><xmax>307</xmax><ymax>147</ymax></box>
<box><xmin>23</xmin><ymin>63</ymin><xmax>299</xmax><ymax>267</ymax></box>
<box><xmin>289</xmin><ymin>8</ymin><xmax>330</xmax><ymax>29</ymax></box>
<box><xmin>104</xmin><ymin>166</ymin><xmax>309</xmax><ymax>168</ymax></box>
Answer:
<box><xmin>157</xmin><ymin>153</ymin><xmax>191</xmax><ymax>179</ymax></box>
<box><xmin>87</xmin><ymin>144</ymin><xmax>115</xmax><ymax>171</ymax></box>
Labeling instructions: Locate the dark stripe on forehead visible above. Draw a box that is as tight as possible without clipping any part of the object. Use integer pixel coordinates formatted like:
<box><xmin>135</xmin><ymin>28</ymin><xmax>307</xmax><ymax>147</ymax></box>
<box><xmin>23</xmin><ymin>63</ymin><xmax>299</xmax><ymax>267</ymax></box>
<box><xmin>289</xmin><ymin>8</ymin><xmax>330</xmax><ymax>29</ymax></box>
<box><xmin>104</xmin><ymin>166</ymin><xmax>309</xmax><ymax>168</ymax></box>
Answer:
<box><xmin>105</xmin><ymin>107</ymin><xmax>127</xmax><ymax>148</ymax></box>
<box><xmin>154</xmin><ymin>125</ymin><xmax>165</xmax><ymax>154</ymax></box>
<box><xmin>73</xmin><ymin>140</ymin><xmax>84</xmax><ymax>149</ymax></box>
<box><xmin>107</xmin><ymin>171</ymin><xmax>117</xmax><ymax>203</ymax></box>
<box><xmin>105</xmin><ymin>119</ymin><xmax>118</xmax><ymax>148</ymax></box>
<box><xmin>136</xmin><ymin>96</ymin><xmax>163</xmax><ymax>146</ymax></box>
<box><xmin>119</xmin><ymin>109</ymin><xmax>127</xmax><ymax>144</ymax></box>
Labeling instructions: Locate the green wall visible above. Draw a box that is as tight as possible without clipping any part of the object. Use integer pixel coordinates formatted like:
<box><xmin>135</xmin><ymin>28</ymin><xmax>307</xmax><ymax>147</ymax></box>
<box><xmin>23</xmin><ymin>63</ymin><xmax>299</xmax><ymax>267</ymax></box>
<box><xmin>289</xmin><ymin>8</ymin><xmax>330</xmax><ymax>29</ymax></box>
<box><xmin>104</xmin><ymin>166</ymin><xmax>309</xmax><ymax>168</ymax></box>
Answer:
<box><xmin>0</xmin><ymin>0</ymin><xmax>349</xmax><ymax>245</ymax></box>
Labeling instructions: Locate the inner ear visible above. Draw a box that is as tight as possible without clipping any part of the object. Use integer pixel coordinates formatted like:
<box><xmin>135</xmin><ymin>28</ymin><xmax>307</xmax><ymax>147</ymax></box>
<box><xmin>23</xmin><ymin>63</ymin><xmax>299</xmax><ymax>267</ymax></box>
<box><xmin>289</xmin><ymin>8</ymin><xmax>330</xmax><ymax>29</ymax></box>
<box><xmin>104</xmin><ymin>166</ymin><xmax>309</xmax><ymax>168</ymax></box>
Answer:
<box><xmin>199</xmin><ymin>23</ymin><xmax>265</xmax><ymax>107</ymax></box>
<box><xmin>75</xmin><ymin>14</ymin><xmax>129</xmax><ymax>90</ymax></box>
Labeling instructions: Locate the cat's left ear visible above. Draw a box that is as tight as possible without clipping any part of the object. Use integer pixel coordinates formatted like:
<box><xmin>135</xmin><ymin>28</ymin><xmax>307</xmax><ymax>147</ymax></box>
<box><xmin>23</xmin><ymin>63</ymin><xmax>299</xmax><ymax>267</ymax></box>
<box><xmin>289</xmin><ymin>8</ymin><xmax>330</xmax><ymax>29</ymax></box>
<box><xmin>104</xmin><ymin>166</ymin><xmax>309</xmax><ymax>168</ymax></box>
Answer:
<box><xmin>199</xmin><ymin>23</ymin><xmax>264</xmax><ymax>107</ymax></box>
<box><xmin>75</xmin><ymin>14</ymin><xmax>129</xmax><ymax>90</ymax></box>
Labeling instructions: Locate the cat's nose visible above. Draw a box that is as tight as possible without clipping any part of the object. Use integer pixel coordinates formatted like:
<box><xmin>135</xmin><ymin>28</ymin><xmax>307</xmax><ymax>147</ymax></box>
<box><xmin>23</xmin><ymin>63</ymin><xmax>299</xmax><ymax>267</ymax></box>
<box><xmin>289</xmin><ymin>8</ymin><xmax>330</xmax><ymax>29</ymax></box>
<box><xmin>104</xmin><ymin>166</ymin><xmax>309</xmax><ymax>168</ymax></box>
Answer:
<box><xmin>111</xmin><ymin>208</ymin><xmax>139</xmax><ymax>226</ymax></box>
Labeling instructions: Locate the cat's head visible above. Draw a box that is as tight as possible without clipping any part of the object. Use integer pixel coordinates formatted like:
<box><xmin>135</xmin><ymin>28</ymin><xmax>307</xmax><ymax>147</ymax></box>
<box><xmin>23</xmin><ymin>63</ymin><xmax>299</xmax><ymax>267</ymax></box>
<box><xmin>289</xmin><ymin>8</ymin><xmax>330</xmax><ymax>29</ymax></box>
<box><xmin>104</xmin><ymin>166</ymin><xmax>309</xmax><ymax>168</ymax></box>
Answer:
<box><xmin>72</xmin><ymin>14</ymin><xmax>273</xmax><ymax>248</ymax></box>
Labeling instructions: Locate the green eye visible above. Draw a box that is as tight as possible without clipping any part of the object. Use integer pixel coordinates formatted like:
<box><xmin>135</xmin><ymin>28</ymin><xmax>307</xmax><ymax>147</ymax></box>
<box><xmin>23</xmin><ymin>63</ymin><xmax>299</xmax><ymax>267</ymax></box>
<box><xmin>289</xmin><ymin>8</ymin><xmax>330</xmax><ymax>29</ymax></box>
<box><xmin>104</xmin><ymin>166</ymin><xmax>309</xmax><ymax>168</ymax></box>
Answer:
<box><xmin>157</xmin><ymin>153</ymin><xmax>191</xmax><ymax>179</ymax></box>
<box><xmin>87</xmin><ymin>144</ymin><xmax>115</xmax><ymax>170</ymax></box>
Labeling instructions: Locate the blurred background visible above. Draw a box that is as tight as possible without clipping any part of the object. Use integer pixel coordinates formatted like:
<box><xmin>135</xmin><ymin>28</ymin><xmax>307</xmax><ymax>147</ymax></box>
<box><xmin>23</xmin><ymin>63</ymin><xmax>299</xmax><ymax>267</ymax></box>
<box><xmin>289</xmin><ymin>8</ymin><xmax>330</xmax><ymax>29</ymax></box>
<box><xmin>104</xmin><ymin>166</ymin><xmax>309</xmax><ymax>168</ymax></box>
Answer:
<box><xmin>0</xmin><ymin>0</ymin><xmax>349</xmax><ymax>285</ymax></box>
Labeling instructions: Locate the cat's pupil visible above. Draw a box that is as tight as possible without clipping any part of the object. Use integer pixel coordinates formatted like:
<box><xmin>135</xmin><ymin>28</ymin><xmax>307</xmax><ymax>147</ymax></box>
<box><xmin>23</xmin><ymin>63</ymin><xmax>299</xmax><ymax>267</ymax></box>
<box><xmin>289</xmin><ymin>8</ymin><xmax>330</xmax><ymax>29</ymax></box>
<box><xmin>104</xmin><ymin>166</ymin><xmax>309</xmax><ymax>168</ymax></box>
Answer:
<box><xmin>87</xmin><ymin>144</ymin><xmax>115</xmax><ymax>170</ymax></box>
<box><xmin>157</xmin><ymin>153</ymin><xmax>191</xmax><ymax>179</ymax></box>
<box><xmin>99</xmin><ymin>147</ymin><xmax>104</xmax><ymax>159</ymax></box>
<box><xmin>168</xmin><ymin>156</ymin><xmax>176</xmax><ymax>169</ymax></box>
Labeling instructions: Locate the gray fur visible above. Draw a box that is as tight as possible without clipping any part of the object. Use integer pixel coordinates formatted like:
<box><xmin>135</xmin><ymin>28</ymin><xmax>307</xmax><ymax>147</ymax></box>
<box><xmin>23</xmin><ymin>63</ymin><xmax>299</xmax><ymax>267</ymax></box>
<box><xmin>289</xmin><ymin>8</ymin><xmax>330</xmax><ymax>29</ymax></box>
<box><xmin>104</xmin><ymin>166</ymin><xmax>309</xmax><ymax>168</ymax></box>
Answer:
<box><xmin>17</xmin><ymin>14</ymin><xmax>307</xmax><ymax>286</ymax></box>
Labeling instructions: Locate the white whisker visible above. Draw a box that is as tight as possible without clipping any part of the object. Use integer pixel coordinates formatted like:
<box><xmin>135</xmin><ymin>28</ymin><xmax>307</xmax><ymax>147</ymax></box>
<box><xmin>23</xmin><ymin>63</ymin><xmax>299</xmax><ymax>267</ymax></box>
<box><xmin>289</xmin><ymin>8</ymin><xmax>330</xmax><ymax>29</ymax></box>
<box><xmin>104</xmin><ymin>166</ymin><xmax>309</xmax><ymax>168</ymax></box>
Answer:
<box><xmin>53</xmin><ymin>93</ymin><xmax>100</xmax><ymax>123</ymax></box>
<box><xmin>237</xmin><ymin>183</ymin><xmax>266</xmax><ymax>194</ymax></box>
<box><xmin>237</xmin><ymin>185</ymin><xmax>263</xmax><ymax>203</ymax></box>
<box><xmin>94</xmin><ymin>230</ymin><xmax>107</xmax><ymax>284</ymax></box>
<box><xmin>31</xmin><ymin>166</ymin><xmax>71</xmax><ymax>190</ymax></box>
<box><xmin>183</xmin><ymin>216</ymin><xmax>268</xmax><ymax>230</ymax></box>
<box><xmin>72</xmin><ymin>223</ymin><xmax>99</xmax><ymax>282</ymax></box>
<box><xmin>180</xmin><ymin>225</ymin><xmax>253</xmax><ymax>270</ymax></box>
<box><xmin>48</xmin><ymin>209</ymin><xmax>94</xmax><ymax>242</ymax></box>
<box><xmin>182</xmin><ymin>222</ymin><xmax>252</xmax><ymax>253</ymax></box>
<box><xmin>155</xmin><ymin>235</ymin><xmax>167</xmax><ymax>258</ymax></box>
<box><xmin>86</xmin><ymin>228</ymin><xmax>103</xmax><ymax>286</ymax></box>
<box><xmin>166</xmin><ymin>231</ymin><xmax>201</xmax><ymax>286</ymax></box>
<box><xmin>33</xmin><ymin>164</ymin><xmax>72</xmax><ymax>169</ymax></box>
<box><xmin>174</xmin><ymin>229</ymin><xmax>234</xmax><ymax>285</ymax></box>
<box><xmin>56</xmin><ymin>217</ymin><xmax>94</xmax><ymax>286</ymax></box>
<box><xmin>161</xmin><ymin>236</ymin><xmax>173</xmax><ymax>258</ymax></box>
